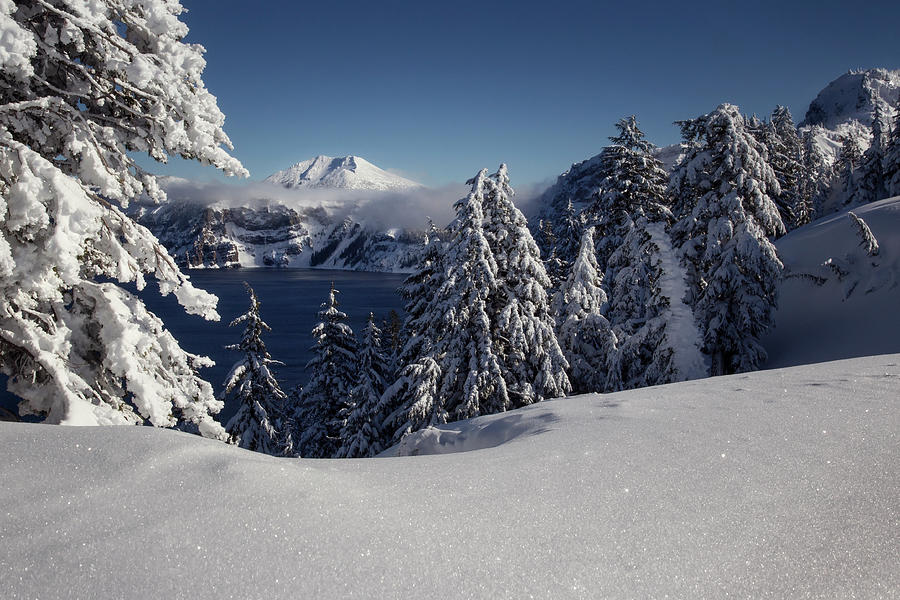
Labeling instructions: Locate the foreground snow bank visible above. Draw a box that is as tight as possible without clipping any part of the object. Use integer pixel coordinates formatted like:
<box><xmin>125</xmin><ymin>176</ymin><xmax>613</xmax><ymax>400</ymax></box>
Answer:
<box><xmin>1</xmin><ymin>355</ymin><xmax>898</xmax><ymax>599</ymax></box>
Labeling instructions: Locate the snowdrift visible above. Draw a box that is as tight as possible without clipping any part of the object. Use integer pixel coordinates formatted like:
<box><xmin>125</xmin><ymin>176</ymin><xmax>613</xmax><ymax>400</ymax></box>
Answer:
<box><xmin>2</xmin><ymin>354</ymin><xmax>898</xmax><ymax>599</ymax></box>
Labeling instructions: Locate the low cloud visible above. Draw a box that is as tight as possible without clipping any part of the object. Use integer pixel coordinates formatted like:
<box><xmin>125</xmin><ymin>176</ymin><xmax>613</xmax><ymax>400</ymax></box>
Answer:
<box><xmin>153</xmin><ymin>176</ymin><xmax>551</xmax><ymax>231</ymax></box>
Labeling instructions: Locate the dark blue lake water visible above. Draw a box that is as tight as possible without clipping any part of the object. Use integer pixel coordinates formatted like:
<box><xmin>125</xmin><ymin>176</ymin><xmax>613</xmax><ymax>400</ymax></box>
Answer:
<box><xmin>2</xmin><ymin>269</ymin><xmax>407</xmax><ymax>423</ymax></box>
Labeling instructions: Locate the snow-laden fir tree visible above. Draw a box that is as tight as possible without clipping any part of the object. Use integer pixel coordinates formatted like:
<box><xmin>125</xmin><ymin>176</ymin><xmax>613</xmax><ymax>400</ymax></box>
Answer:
<box><xmin>222</xmin><ymin>284</ymin><xmax>292</xmax><ymax>456</ymax></box>
<box><xmin>848</xmin><ymin>212</ymin><xmax>880</xmax><ymax>257</ymax></box>
<box><xmin>383</xmin><ymin>171</ymin><xmax>509</xmax><ymax>436</ymax></box>
<box><xmin>768</xmin><ymin>106</ymin><xmax>804</xmax><ymax>230</ymax></box>
<box><xmin>670</xmin><ymin>104</ymin><xmax>785</xmax><ymax>376</ymax></box>
<box><xmin>884</xmin><ymin>101</ymin><xmax>900</xmax><ymax>197</ymax></box>
<box><xmin>798</xmin><ymin>128</ymin><xmax>831</xmax><ymax>225</ymax></box>
<box><xmin>377</xmin><ymin>222</ymin><xmax>446</xmax><ymax>443</ymax></box>
<box><xmin>295</xmin><ymin>284</ymin><xmax>358</xmax><ymax>458</ymax></box>
<box><xmin>0</xmin><ymin>0</ymin><xmax>245</xmax><ymax>434</ymax></box>
<box><xmin>428</xmin><ymin>169</ymin><xmax>508</xmax><ymax>422</ymax></box>
<box><xmin>835</xmin><ymin>134</ymin><xmax>863</xmax><ymax>205</ymax></box>
<box><xmin>482</xmin><ymin>165</ymin><xmax>570</xmax><ymax>407</ymax></box>
<box><xmin>537</xmin><ymin>219</ymin><xmax>568</xmax><ymax>291</ymax></box>
<box><xmin>337</xmin><ymin>313</ymin><xmax>391</xmax><ymax>458</ymax></box>
<box><xmin>849</xmin><ymin>103</ymin><xmax>888</xmax><ymax>206</ymax></box>
<box><xmin>553</xmin><ymin>198</ymin><xmax>584</xmax><ymax>272</ymax></box>
<box><xmin>585</xmin><ymin>116</ymin><xmax>670</xmax><ymax>275</ymax></box>
<box><xmin>551</xmin><ymin>227</ymin><xmax>615</xmax><ymax>393</ymax></box>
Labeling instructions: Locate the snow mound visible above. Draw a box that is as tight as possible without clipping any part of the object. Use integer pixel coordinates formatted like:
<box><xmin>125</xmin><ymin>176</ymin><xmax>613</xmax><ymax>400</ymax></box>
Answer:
<box><xmin>264</xmin><ymin>155</ymin><xmax>422</xmax><ymax>191</ymax></box>
<box><xmin>2</xmin><ymin>354</ymin><xmax>898</xmax><ymax>599</ymax></box>
<box><xmin>765</xmin><ymin>196</ymin><xmax>900</xmax><ymax>367</ymax></box>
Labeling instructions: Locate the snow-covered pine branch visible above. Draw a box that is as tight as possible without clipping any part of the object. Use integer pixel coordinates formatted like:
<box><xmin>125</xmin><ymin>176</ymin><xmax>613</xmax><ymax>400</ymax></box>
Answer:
<box><xmin>848</xmin><ymin>212</ymin><xmax>880</xmax><ymax>256</ymax></box>
<box><xmin>0</xmin><ymin>0</ymin><xmax>245</xmax><ymax>434</ymax></box>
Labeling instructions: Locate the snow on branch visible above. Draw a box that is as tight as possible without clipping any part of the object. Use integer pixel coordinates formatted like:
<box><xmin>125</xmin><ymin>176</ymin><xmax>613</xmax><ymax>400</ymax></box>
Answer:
<box><xmin>847</xmin><ymin>212</ymin><xmax>880</xmax><ymax>256</ymax></box>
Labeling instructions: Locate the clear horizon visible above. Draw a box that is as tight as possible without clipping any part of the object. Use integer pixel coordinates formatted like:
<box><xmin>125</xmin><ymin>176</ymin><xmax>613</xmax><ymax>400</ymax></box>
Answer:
<box><xmin>144</xmin><ymin>0</ymin><xmax>900</xmax><ymax>187</ymax></box>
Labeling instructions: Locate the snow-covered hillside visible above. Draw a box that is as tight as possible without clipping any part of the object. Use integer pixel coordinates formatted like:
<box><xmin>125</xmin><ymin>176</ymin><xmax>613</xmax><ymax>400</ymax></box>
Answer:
<box><xmin>765</xmin><ymin>196</ymin><xmax>900</xmax><ymax>367</ymax></box>
<box><xmin>1</xmin><ymin>353</ymin><xmax>897</xmax><ymax>599</ymax></box>
<box><xmin>265</xmin><ymin>155</ymin><xmax>422</xmax><ymax>191</ymax></box>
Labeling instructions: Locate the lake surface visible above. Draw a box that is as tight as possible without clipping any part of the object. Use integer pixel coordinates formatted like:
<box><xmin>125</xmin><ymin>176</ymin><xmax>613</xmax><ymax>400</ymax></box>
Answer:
<box><xmin>144</xmin><ymin>268</ymin><xmax>408</xmax><ymax>420</ymax></box>
<box><xmin>2</xmin><ymin>269</ymin><xmax>407</xmax><ymax>423</ymax></box>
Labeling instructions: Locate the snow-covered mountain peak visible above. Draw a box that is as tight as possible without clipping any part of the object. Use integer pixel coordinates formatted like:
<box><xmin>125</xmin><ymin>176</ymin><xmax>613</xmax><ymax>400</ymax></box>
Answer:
<box><xmin>802</xmin><ymin>68</ymin><xmax>900</xmax><ymax>130</ymax></box>
<box><xmin>264</xmin><ymin>155</ymin><xmax>423</xmax><ymax>191</ymax></box>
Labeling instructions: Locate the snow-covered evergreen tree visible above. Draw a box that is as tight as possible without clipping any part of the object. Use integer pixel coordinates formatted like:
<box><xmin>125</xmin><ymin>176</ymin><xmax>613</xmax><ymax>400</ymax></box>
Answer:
<box><xmin>849</xmin><ymin>104</ymin><xmax>888</xmax><ymax>205</ymax></box>
<box><xmin>552</xmin><ymin>227</ymin><xmax>615</xmax><ymax>393</ymax></box>
<box><xmin>383</xmin><ymin>171</ymin><xmax>509</xmax><ymax>437</ymax></box>
<box><xmin>482</xmin><ymin>165</ymin><xmax>570</xmax><ymax>406</ymax></box>
<box><xmin>835</xmin><ymin>134</ymin><xmax>863</xmax><ymax>204</ymax></box>
<box><xmin>376</xmin><ymin>222</ymin><xmax>445</xmax><ymax>443</ymax></box>
<box><xmin>537</xmin><ymin>219</ymin><xmax>567</xmax><ymax>291</ymax></box>
<box><xmin>884</xmin><ymin>102</ymin><xmax>900</xmax><ymax>197</ymax></box>
<box><xmin>798</xmin><ymin>128</ymin><xmax>831</xmax><ymax>225</ymax></box>
<box><xmin>431</xmin><ymin>170</ymin><xmax>508</xmax><ymax>421</ymax></box>
<box><xmin>769</xmin><ymin>106</ymin><xmax>804</xmax><ymax>230</ymax></box>
<box><xmin>848</xmin><ymin>212</ymin><xmax>880</xmax><ymax>257</ymax></box>
<box><xmin>585</xmin><ymin>116</ymin><xmax>670</xmax><ymax>274</ymax></box>
<box><xmin>0</xmin><ymin>0</ymin><xmax>245</xmax><ymax>435</ymax></box>
<box><xmin>222</xmin><ymin>285</ymin><xmax>292</xmax><ymax>456</ymax></box>
<box><xmin>670</xmin><ymin>104</ymin><xmax>785</xmax><ymax>376</ymax></box>
<box><xmin>553</xmin><ymin>199</ymin><xmax>584</xmax><ymax>271</ymax></box>
<box><xmin>295</xmin><ymin>284</ymin><xmax>358</xmax><ymax>458</ymax></box>
<box><xmin>337</xmin><ymin>313</ymin><xmax>390</xmax><ymax>458</ymax></box>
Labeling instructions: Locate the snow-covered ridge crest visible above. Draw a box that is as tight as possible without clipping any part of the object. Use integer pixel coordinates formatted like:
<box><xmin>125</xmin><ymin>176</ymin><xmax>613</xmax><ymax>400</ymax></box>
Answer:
<box><xmin>802</xmin><ymin>68</ymin><xmax>900</xmax><ymax>131</ymax></box>
<box><xmin>800</xmin><ymin>68</ymin><xmax>900</xmax><ymax>165</ymax></box>
<box><xmin>264</xmin><ymin>155</ymin><xmax>423</xmax><ymax>191</ymax></box>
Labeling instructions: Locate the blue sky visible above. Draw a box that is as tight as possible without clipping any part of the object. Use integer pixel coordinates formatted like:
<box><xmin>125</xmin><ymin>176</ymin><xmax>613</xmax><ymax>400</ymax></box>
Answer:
<box><xmin>152</xmin><ymin>0</ymin><xmax>900</xmax><ymax>187</ymax></box>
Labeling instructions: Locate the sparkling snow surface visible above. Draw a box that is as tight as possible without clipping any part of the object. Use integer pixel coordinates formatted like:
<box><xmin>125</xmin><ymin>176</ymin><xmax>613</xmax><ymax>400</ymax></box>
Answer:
<box><xmin>2</xmin><ymin>355</ymin><xmax>898</xmax><ymax>599</ymax></box>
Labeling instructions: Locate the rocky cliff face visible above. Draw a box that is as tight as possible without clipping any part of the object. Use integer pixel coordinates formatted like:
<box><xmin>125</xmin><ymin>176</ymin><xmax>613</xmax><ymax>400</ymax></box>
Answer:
<box><xmin>132</xmin><ymin>199</ymin><xmax>423</xmax><ymax>272</ymax></box>
<box><xmin>130</xmin><ymin>156</ymin><xmax>428</xmax><ymax>272</ymax></box>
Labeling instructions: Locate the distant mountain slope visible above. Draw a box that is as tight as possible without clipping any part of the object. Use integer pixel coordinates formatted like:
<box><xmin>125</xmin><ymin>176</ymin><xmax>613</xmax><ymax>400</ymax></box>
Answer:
<box><xmin>264</xmin><ymin>155</ymin><xmax>422</xmax><ymax>191</ymax></box>
<box><xmin>130</xmin><ymin>156</ymin><xmax>429</xmax><ymax>271</ymax></box>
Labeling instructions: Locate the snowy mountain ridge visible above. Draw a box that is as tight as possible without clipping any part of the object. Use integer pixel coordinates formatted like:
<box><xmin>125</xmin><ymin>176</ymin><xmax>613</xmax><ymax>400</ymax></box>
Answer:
<box><xmin>264</xmin><ymin>155</ymin><xmax>422</xmax><ymax>191</ymax></box>
<box><xmin>801</xmin><ymin>68</ymin><xmax>900</xmax><ymax>131</ymax></box>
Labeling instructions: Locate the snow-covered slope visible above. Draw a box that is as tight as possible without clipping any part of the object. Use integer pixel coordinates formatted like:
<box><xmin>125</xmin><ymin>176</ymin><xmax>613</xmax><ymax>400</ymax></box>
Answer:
<box><xmin>764</xmin><ymin>196</ymin><xmax>900</xmax><ymax>367</ymax></box>
<box><xmin>2</xmin><ymin>354</ymin><xmax>898</xmax><ymax>599</ymax></box>
<box><xmin>264</xmin><ymin>155</ymin><xmax>422</xmax><ymax>191</ymax></box>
